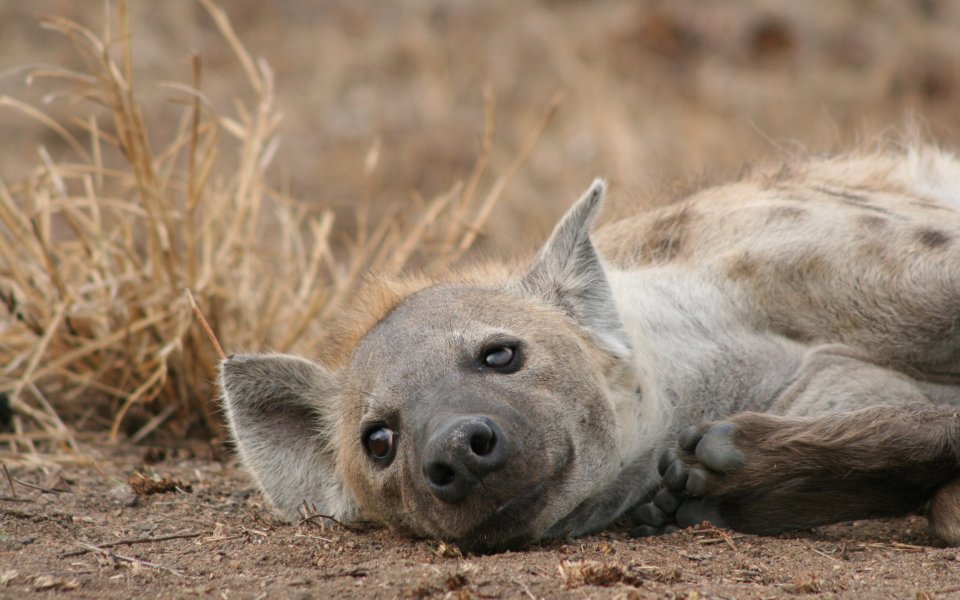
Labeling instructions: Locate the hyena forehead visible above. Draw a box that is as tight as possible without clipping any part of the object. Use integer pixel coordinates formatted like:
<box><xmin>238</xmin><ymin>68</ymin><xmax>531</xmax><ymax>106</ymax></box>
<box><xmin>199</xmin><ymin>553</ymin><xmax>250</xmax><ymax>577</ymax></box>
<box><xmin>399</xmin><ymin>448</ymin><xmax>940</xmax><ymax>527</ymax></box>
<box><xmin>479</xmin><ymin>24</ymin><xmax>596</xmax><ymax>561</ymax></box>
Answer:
<box><xmin>349</xmin><ymin>282</ymin><xmax>569</xmax><ymax>372</ymax></box>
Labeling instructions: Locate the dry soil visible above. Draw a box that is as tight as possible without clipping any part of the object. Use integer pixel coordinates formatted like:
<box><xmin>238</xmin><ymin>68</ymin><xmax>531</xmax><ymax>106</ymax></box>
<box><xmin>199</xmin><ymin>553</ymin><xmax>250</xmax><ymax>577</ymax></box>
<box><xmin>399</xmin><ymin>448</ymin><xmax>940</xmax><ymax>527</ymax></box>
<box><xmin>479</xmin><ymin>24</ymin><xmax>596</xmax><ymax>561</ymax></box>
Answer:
<box><xmin>3</xmin><ymin>445</ymin><xmax>959</xmax><ymax>599</ymax></box>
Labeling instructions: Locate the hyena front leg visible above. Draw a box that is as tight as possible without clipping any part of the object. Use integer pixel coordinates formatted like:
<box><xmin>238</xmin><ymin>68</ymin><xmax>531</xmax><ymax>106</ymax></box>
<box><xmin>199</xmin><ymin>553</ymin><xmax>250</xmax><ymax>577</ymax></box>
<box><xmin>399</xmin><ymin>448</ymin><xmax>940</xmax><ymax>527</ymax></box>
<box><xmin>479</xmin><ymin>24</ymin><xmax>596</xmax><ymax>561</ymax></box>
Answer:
<box><xmin>634</xmin><ymin>405</ymin><xmax>960</xmax><ymax>543</ymax></box>
<box><xmin>631</xmin><ymin>348</ymin><xmax>960</xmax><ymax>543</ymax></box>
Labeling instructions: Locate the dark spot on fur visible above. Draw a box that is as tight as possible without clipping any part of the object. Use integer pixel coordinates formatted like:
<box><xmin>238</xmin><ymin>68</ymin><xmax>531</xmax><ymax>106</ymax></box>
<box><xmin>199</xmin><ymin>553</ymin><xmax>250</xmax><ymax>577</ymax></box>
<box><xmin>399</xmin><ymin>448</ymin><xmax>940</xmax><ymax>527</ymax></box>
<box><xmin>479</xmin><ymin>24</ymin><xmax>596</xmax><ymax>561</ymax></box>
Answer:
<box><xmin>774</xmin><ymin>322</ymin><xmax>812</xmax><ymax>342</ymax></box>
<box><xmin>908</xmin><ymin>198</ymin><xmax>951</xmax><ymax>211</ymax></box>
<box><xmin>920</xmin><ymin>70</ymin><xmax>952</xmax><ymax>102</ymax></box>
<box><xmin>651</xmin><ymin>236</ymin><xmax>682</xmax><ymax>261</ymax></box>
<box><xmin>857</xmin><ymin>240</ymin><xmax>887</xmax><ymax>260</ymax></box>
<box><xmin>856</xmin><ymin>214</ymin><xmax>889</xmax><ymax>230</ymax></box>
<box><xmin>781</xmin><ymin>253</ymin><xmax>828</xmax><ymax>291</ymax></box>
<box><xmin>814</xmin><ymin>186</ymin><xmax>870</xmax><ymax>203</ymax></box>
<box><xmin>915</xmin><ymin>227</ymin><xmax>952</xmax><ymax>249</ymax></box>
<box><xmin>749</xmin><ymin>18</ymin><xmax>794</xmax><ymax>59</ymax></box>
<box><xmin>645</xmin><ymin>206</ymin><xmax>693</xmax><ymax>261</ymax></box>
<box><xmin>766</xmin><ymin>205</ymin><xmax>809</xmax><ymax>223</ymax></box>
<box><xmin>725</xmin><ymin>254</ymin><xmax>758</xmax><ymax>281</ymax></box>
<box><xmin>815</xmin><ymin>186</ymin><xmax>900</xmax><ymax>218</ymax></box>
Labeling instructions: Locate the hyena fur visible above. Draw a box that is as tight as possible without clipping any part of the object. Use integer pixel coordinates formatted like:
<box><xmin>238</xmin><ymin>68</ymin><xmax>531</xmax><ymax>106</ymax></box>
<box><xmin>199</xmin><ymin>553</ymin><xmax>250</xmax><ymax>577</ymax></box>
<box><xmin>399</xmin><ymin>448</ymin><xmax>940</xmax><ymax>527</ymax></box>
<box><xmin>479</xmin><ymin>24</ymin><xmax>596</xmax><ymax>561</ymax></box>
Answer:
<box><xmin>221</xmin><ymin>146</ymin><xmax>960</xmax><ymax>551</ymax></box>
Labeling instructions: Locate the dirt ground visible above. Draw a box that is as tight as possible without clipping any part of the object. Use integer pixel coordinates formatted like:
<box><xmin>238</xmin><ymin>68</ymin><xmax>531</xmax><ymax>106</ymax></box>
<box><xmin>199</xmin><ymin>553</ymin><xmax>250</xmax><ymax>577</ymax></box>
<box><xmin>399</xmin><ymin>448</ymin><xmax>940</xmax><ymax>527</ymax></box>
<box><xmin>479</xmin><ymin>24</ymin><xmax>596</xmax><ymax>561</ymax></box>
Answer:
<box><xmin>2</xmin><ymin>446</ymin><xmax>959</xmax><ymax>599</ymax></box>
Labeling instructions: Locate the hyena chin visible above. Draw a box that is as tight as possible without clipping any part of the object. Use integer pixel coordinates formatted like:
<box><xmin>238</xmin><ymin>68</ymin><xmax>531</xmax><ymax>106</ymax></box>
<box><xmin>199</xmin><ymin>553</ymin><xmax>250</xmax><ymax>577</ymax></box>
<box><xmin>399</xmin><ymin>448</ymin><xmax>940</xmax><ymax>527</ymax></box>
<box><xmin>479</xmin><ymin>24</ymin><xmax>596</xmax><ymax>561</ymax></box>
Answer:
<box><xmin>222</xmin><ymin>146</ymin><xmax>960</xmax><ymax>551</ymax></box>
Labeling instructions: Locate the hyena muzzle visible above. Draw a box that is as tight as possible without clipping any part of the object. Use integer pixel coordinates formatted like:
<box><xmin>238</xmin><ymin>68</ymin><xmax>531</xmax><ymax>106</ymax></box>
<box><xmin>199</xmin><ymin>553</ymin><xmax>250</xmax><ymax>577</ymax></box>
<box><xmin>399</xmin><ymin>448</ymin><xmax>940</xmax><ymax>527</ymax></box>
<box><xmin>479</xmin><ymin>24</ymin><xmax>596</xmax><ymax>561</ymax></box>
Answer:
<box><xmin>221</xmin><ymin>146</ymin><xmax>960</xmax><ymax>551</ymax></box>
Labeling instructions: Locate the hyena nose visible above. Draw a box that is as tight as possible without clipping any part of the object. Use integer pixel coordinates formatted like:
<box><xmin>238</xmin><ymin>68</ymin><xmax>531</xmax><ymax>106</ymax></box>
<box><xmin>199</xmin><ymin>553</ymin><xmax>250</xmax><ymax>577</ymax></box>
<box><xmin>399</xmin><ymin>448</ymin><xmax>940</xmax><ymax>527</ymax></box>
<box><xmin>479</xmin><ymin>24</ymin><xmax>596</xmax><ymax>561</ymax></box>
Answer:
<box><xmin>422</xmin><ymin>416</ymin><xmax>508</xmax><ymax>504</ymax></box>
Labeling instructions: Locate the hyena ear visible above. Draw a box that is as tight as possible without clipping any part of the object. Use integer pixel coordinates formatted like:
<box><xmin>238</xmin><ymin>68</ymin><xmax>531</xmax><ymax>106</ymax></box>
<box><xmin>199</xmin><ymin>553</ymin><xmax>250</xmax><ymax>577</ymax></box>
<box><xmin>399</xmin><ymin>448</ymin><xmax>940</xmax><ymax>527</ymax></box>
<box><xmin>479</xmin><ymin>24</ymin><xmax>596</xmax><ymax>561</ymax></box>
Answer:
<box><xmin>517</xmin><ymin>179</ymin><xmax>631</xmax><ymax>357</ymax></box>
<box><xmin>219</xmin><ymin>354</ymin><xmax>357</xmax><ymax>521</ymax></box>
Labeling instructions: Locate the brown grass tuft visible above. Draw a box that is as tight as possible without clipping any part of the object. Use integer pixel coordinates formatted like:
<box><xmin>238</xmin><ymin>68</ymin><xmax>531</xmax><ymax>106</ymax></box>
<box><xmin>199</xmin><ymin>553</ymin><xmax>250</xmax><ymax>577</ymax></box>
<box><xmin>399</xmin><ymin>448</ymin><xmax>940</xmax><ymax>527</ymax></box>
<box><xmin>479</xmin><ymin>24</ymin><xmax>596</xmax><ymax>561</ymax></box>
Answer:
<box><xmin>0</xmin><ymin>0</ymin><xmax>546</xmax><ymax>456</ymax></box>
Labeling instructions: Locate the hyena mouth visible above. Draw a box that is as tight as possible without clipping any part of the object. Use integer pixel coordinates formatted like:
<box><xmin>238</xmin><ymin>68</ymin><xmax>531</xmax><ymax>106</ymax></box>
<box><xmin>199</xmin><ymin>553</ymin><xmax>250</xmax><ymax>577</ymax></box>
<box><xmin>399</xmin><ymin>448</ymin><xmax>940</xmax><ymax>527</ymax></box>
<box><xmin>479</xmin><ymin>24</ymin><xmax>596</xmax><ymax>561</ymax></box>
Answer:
<box><xmin>455</xmin><ymin>442</ymin><xmax>577</xmax><ymax>552</ymax></box>
<box><xmin>454</xmin><ymin>479</ymin><xmax>552</xmax><ymax>552</ymax></box>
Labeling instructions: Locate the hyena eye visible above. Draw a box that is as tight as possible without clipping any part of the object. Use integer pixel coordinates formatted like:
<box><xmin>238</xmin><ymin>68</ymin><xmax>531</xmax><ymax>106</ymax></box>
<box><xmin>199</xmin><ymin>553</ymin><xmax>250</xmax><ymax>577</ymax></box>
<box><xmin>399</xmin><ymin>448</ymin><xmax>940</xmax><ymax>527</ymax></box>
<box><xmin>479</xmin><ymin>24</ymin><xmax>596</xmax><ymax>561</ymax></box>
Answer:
<box><xmin>484</xmin><ymin>347</ymin><xmax>513</xmax><ymax>367</ymax></box>
<box><xmin>363</xmin><ymin>426</ymin><xmax>396</xmax><ymax>461</ymax></box>
<box><xmin>481</xmin><ymin>343</ymin><xmax>522</xmax><ymax>372</ymax></box>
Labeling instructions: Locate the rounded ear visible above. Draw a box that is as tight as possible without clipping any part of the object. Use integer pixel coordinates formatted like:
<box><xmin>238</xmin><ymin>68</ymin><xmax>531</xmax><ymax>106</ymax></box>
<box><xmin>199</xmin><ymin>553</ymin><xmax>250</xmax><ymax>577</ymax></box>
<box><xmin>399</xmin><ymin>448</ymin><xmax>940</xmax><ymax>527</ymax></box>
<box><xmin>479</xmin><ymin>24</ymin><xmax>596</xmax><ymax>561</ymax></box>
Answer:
<box><xmin>515</xmin><ymin>179</ymin><xmax>631</xmax><ymax>358</ymax></box>
<box><xmin>219</xmin><ymin>353</ymin><xmax>357</xmax><ymax>521</ymax></box>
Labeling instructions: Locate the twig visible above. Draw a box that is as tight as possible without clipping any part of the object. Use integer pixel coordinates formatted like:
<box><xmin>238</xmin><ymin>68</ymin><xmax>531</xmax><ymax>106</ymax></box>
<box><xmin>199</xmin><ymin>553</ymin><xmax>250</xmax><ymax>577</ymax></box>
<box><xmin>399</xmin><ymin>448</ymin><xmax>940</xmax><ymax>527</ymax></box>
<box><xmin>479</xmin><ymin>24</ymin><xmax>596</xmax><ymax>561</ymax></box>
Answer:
<box><xmin>202</xmin><ymin>534</ymin><xmax>245</xmax><ymax>543</ymax></box>
<box><xmin>297</xmin><ymin>500</ymin><xmax>371</xmax><ymax>532</ymax></box>
<box><xmin>319</xmin><ymin>568</ymin><xmax>368</xmax><ymax>579</ymax></box>
<box><xmin>697</xmin><ymin>527</ymin><xmax>738</xmax><ymax>552</ymax></box>
<box><xmin>11</xmin><ymin>477</ymin><xmax>64</xmax><ymax>494</ymax></box>
<box><xmin>293</xmin><ymin>532</ymin><xmax>335</xmax><ymax>544</ymax></box>
<box><xmin>128</xmin><ymin>402</ymin><xmax>178</xmax><ymax>444</ymax></box>
<box><xmin>59</xmin><ymin>530</ymin><xmax>203</xmax><ymax>558</ymax></box>
<box><xmin>864</xmin><ymin>541</ymin><xmax>925</xmax><ymax>552</ymax></box>
<box><xmin>515</xmin><ymin>578</ymin><xmax>537</xmax><ymax>600</ymax></box>
<box><xmin>934</xmin><ymin>585</ymin><xmax>960</xmax><ymax>595</ymax></box>
<box><xmin>810</xmin><ymin>547</ymin><xmax>844</xmax><ymax>563</ymax></box>
<box><xmin>299</xmin><ymin>512</ymin><xmax>357</xmax><ymax>531</ymax></box>
<box><xmin>185</xmin><ymin>289</ymin><xmax>226</xmax><ymax>360</ymax></box>
<box><xmin>2</xmin><ymin>464</ymin><xmax>15</xmax><ymax>499</ymax></box>
<box><xmin>76</xmin><ymin>542</ymin><xmax>185</xmax><ymax>577</ymax></box>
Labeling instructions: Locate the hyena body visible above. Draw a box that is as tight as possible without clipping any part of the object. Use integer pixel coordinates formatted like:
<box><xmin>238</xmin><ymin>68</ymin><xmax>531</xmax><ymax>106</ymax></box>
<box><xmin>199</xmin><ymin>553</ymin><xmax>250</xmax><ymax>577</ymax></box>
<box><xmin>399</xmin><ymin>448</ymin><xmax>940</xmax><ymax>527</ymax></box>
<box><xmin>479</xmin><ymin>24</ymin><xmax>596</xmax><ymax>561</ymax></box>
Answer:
<box><xmin>222</xmin><ymin>147</ymin><xmax>960</xmax><ymax>551</ymax></box>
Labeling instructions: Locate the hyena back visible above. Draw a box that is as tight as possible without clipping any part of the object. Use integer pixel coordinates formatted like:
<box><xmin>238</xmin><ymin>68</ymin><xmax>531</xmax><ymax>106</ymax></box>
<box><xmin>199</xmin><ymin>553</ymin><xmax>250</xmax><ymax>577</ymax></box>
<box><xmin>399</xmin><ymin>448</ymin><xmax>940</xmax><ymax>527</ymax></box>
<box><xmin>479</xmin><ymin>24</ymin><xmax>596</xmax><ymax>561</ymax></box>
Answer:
<box><xmin>221</xmin><ymin>146</ymin><xmax>960</xmax><ymax>550</ymax></box>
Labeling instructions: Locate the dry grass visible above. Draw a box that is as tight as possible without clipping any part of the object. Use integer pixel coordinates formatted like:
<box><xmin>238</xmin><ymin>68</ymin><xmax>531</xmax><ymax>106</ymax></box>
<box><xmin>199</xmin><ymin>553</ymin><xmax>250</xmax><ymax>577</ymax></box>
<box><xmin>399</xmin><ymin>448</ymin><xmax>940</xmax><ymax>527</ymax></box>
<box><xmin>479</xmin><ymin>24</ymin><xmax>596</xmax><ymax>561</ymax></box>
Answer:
<box><xmin>0</xmin><ymin>0</ymin><xmax>544</xmax><ymax>457</ymax></box>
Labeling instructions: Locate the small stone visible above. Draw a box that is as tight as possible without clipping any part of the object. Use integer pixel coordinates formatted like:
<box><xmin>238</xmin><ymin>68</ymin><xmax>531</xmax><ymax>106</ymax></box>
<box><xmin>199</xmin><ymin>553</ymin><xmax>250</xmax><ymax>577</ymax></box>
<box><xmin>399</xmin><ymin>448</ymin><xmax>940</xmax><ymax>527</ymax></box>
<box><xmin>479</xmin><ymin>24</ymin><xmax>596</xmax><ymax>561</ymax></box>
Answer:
<box><xmin>109</xmin><ymin>485</ymin><xmax>139</xmax><ymax>507</ymax></box>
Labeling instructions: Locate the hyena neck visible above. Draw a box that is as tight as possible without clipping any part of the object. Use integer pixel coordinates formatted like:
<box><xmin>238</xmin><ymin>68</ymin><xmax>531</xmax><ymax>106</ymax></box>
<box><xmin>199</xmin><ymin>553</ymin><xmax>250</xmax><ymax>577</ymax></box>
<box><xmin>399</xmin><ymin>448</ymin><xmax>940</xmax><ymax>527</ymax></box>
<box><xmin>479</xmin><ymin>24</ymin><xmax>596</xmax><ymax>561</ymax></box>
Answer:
<box><xmin>551</xmin><ymin>265</ymin><xmax>804</xmax><ymax>537</ymax></box>
<box><xmin>604</xmin><ymin>264</ymin><xmax>805</xmax><ymax>462</ymax></box>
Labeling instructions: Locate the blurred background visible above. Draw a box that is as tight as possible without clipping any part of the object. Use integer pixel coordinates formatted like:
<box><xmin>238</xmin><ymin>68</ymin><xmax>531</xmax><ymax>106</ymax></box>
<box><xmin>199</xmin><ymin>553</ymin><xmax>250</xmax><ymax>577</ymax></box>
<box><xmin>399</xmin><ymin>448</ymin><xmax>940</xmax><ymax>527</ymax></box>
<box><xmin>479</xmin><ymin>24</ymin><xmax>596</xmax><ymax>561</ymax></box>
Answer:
<box><xmin>4</xmin><ymin>0</ymin><xmax>960</xmax><ymax>254</ymax></box>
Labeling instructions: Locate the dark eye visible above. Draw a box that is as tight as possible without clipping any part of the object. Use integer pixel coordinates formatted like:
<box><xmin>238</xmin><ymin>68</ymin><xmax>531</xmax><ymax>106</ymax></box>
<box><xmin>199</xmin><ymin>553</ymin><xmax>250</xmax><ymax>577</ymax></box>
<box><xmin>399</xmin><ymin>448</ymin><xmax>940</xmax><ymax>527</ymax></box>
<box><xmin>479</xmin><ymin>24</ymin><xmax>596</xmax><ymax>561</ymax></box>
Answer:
<box><xmin>484</xmin><ymin>346</ymin><xmax>514</xmax><ymax>367</ymax></box>
<box><xmin>481</xmin><ymin>343</ymin><xmax>522</xmax><ymax>372</ymax></box>
<box><xmin>363</xmin><ymin>426</ymin><xmax>396</xmax><ymax>461</ymax></box>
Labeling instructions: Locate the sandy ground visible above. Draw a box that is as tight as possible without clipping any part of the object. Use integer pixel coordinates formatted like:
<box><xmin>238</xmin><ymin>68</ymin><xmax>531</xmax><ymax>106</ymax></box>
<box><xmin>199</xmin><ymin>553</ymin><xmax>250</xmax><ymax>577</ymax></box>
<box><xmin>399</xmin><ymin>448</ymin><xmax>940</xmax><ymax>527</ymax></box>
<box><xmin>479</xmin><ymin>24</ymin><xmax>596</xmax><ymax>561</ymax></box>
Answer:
<box><xmin>3</xmin><ymin>446</ymin><xmax>959</xmax><ymax>599</ymax></box>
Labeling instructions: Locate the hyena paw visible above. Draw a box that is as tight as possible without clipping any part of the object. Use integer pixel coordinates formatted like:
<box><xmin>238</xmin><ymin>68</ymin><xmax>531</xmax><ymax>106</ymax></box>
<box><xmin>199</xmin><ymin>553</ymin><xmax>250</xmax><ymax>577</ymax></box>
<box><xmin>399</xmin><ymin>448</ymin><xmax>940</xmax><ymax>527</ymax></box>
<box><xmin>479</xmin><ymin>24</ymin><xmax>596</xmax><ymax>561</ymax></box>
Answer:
<box><xmin>674</xmin><ymin>421</ymin><xmax>745</xmax><ymax>494</ymax></box>
<box><xmin>630</xmin><ymin>421</ymin><xmax>747</xmax><ymax>536</ymax></box>
<box><xmin>628</xmin><ymin>490</ymin><xmax>682</xmax><ymax>537</ymax></box>
<box><xmin>629</xmin><ymin>484</ymin><xmax>730</xmax><ymax>535</ymax></box>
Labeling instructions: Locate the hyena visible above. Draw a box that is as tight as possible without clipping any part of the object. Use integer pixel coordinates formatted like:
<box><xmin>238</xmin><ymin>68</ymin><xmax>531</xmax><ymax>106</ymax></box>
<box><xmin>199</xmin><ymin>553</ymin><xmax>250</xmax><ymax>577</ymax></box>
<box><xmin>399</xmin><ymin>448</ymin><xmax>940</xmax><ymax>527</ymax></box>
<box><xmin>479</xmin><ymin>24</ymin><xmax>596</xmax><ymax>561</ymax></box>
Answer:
<box><xmin>220</xmin><ymin>146</ymin><xmax>960</xmax><ymax>551</ymax></box>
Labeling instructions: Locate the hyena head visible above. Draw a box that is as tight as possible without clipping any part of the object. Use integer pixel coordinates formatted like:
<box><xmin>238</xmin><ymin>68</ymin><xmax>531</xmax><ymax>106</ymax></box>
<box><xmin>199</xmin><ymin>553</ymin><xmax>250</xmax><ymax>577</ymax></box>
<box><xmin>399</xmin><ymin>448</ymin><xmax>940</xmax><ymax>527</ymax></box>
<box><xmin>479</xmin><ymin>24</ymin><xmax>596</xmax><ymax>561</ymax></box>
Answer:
<box><xmin>220</xmin><ymin>181</ymin><xmax>638</xmax><ymax>551</ymax></box>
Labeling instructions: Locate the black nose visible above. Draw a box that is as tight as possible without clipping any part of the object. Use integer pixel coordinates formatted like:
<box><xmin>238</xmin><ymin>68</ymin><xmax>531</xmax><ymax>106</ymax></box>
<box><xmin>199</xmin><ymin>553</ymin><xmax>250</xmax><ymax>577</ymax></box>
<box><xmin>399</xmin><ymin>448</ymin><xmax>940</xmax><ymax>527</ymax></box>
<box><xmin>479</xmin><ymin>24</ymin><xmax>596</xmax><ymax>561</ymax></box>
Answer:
<box><xmin>422</xmin><ymin>416</ymin><xmax>508</xmax><ymax>504</ymax></box>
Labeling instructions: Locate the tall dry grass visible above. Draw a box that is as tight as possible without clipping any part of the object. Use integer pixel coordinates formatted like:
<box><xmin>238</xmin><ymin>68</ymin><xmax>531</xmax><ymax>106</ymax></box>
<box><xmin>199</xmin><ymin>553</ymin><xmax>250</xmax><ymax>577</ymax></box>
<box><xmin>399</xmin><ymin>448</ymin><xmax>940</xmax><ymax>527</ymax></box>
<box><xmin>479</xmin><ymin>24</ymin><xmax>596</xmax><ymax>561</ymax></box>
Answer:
<box><xmin>0</xmin><ymin>0</ymin><xmax>546</xmax><ymax>459</ymax></box>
